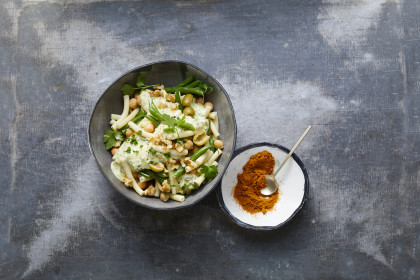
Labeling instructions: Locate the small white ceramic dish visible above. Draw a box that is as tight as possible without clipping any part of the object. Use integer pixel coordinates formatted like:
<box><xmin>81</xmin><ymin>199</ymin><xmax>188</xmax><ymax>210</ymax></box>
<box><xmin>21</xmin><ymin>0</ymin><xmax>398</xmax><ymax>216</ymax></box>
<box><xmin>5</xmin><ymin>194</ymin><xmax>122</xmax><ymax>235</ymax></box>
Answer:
<box><xmin>216</xmin><ymin>143</ymin><xmax>309</xmax><ymax>230</ymax></box>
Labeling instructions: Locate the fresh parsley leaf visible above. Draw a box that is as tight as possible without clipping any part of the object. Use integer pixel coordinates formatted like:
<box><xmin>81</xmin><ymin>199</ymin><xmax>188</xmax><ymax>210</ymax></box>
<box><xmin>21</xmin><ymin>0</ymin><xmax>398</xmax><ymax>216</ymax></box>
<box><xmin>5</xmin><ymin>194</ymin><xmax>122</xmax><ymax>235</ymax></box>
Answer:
<box><xmin>125</xmin><ymin>147</ymin><xmax>132</xmax><ymax>153</ymax></box>
<box><xmin>136</xmin><ymin>74</ymin><xmax>146</xmax><ymax>88</ymax></box>
<box><xmin>149</xmin><ymin>147</ymin><xmax>156</xmax><ymax>155</ymax></box>
<box><xmin>208</xmin><ymin>138</ymin><xmax>215</xmax><ymax>152</ymax></box>
<box><xmin>133</xmin><ymin>150</ymin><xmax>139</xmax><ymax>154</ymax></box>
<box><xmin>104</xmin><ymin>130</ymin><xmax>116</xmax><ymax>150</ymax></box>
<box><xmin>164</xmin><ymin>152</ymin><xmax>171</xmax><ymax>159</ymax></box>
<box><xmin>161</xmin><ymin>113</ymin><xmax>177</xmax><ymax>128</ymax></box>
<box><xmin>129</xmin><ymin>135</ymin><xmax>138</xmax><ymax>145</ymax></box>
<box><xmin>115</xmin><ymin>131</ymin><xmax>124</xmax><ymax>141</ymax></box>
<box><xmin>199</xmin><ymin>164</ymin><xmax>218</xmax><ymax>180</ymax></box>
<box><xmin>120</xmin><ymin>84</ymin><xmax>136</xmax><ymax>96</ymax></box>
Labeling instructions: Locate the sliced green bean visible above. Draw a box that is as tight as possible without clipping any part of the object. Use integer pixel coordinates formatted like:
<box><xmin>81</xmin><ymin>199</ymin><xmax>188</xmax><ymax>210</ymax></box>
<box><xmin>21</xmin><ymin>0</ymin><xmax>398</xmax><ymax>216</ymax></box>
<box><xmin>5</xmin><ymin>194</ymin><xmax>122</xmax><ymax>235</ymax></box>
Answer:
<box><xmin>145</xmin><ymin>115</ymin><xmax>160</xmax><ymax>127</ymax></box>
<box><xmin>190</xmin><ymin>146</ymin><xmax>211</xmax><ymax>161</ymax></box>
<box><xmin>186</xmin><ymin>80</ymin><xmax>202</xmax><ymax>88</ymax></box>
<box><xmin>173</xmin><ymin>166</ymin><xmax>185</xmax><ymax>178</ymax></box>
<box><xmin>176</xmin><ymin>75</ymin><xmax>195</xmax><ymax>88</ymax></box>
<box><xmin>175</xmin><ymin>91</ymin><xmax>183</xmax><ymax>111</ymax></box>
<box><xmin>177</xmin><ymin>122</ymin><xmax>195</xmax><ymax>131</ymax></box>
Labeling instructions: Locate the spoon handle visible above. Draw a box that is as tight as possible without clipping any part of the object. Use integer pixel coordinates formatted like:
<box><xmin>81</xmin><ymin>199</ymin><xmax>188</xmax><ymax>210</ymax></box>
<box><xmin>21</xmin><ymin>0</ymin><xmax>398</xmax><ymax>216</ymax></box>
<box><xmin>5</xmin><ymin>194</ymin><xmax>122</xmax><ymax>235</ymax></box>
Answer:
<box><xmin>273</xmin><ymin>125</ymin><xmax>312</xmax><ymax>176</ymax></box>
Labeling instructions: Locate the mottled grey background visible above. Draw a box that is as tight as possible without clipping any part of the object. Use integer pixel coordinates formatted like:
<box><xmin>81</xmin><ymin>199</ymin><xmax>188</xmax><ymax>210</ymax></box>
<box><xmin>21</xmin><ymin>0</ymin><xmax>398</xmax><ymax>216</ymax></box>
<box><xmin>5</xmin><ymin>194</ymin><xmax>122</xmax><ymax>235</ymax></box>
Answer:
<box><xmin>0</xmin><ymin>0</ymin><xmax>419</xmax><ymax>279</ymax></box>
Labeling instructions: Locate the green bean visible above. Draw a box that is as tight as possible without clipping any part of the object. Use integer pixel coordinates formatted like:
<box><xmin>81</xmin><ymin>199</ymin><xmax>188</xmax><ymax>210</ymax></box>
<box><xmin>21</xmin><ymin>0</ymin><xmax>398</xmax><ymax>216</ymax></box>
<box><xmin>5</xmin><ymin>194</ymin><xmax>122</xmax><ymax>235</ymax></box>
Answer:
<box><xmin>165</xmin><ymin>75</ymin><xmax>195</xmax><ymax>92</ymax></box>
<box><xmin>199</xmin><ymin>83</ymin><xmax>208</xmax><ymax>93</ymax></box>
<box><xmin>175</xmin><ymin>75</ymin><xmax>195</xmax><ymax>88</ymax></box>
<box><xmin>190</xmin><ymin>146</ymin><xmax>211</xmax><ymax>161</ymax></box>
<box><xmin>156</xmin><ymin>171</ymin><xmax>169</xmax><ymax>178</ymax></box>
<box><xmin>175</xmin><ymin>91</ymin><xmax>183</xmax><ymax>111</ymax></box>
<box><xmin>186</xmin><ymin>80</ymin><xmax>202</xmax><ymax>88</ymax></box>
<box><xmin>142</xmin><ymin>170</ymin><xmax>165</xmax><ymax>183</ymax></box>
<box><xmin>173</xmin><ymin>166</ymin><xmax>185</xmax><ymax>178</ymax></box>
<box><xmin>178</xmin><ymin>87</ymin><xmax>204</xmax><ymax>96</ymax></box>
<box><xmin>138</xmin><ymin>171</ymin><xmax>151</xmax><ymax>178</ymax></box>
<box><xmin>166</xmin><ymin>87</ymin><xmax>205</xmax><ymax>96</ymax></box>
<box><xmin>145</xmin><ymin>115</ymin><xmax>160</xmax><ymax>127</ymax></box>
<box><xmin>149</xmin><ymin>102</ymin><xmax>164</xmax><ymax>121</ymax></box>
<box><xmin>178</xmin><ymin>122</ymin><xmax>195</xmax><ymax>131</ymax></box>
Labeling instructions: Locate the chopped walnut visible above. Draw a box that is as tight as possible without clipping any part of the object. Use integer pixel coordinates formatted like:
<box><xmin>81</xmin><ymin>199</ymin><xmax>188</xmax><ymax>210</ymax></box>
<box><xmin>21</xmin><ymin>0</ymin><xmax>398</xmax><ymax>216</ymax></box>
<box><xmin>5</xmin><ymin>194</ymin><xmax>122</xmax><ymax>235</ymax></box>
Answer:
<box><xmin>166</xmin><ymin>94</ymin><xmax>176</xmax><ymax>102</ymax></box>
<box><xmin>145</xmin><ymin>186</ymin><xmax>156</xmax><ymax>196</ymax></box>
<box><xmin>158</xmin><ymin>103</ymin><xmax>168</xmax><ymax>109</ymax></box>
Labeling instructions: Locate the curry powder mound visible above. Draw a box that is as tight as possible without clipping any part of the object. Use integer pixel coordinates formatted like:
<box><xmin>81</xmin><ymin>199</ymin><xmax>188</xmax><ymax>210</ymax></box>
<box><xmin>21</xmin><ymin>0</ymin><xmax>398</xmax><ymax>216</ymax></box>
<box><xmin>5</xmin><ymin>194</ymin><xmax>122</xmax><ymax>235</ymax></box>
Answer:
<box><xmin>233</xmin><ymin>151</ymin><xmax>279</xmax><ymax>214</ymax></box>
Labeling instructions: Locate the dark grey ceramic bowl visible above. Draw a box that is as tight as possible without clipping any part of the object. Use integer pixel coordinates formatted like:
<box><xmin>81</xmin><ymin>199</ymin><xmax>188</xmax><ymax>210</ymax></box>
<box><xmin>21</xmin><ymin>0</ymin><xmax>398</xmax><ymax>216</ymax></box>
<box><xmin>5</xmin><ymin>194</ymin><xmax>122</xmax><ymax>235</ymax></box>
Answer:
<box><xmin>89</xmin><ymin>61</ymin><xmax>236</xmax><ymax>210</ymax></box>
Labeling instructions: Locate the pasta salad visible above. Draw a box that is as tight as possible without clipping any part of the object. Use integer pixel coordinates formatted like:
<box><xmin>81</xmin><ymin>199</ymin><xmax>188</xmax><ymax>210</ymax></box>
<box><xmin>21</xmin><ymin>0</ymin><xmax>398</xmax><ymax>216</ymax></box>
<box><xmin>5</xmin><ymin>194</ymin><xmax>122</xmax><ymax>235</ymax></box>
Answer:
<box><xmin>104</xmin><ymin>74</ymin><xmax>223</xmax><ymax>202</ymax></box>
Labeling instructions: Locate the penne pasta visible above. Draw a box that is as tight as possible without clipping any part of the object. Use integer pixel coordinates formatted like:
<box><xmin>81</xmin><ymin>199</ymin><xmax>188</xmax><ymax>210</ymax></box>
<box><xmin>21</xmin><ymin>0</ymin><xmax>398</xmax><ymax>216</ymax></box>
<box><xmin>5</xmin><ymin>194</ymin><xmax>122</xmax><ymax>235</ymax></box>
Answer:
<box><xmin>169</xmin><ymin>194</ymin><xmax>185</xmax><ymax>202</ymax></box>
<box><xmin>111</xmin><ymin>95</ymin><xmax>130</xmax><ymax>130</ymax></box>
<box><xmin>114</xmin><ymin>108</ymin><xmax>140</xmax><ymax>130</ymax></box>
<box><xmin>207</xmin><ymin>149</ymin><xmax>222</xmax><ymax>166</ymax></box>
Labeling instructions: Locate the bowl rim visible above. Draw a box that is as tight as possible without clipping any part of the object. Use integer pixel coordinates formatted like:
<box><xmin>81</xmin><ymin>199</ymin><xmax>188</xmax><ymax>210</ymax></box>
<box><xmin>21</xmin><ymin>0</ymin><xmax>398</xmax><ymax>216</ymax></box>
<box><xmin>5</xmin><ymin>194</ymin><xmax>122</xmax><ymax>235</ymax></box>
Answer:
<box><xmin>88</xmin><ymin>60</ymin><xmax>237</xmax><ymax>210</ymax></box>
<box><xmin>216</xmin><ymin>142</ymin><xmax>309</xmax><ymax>230</ymax></box>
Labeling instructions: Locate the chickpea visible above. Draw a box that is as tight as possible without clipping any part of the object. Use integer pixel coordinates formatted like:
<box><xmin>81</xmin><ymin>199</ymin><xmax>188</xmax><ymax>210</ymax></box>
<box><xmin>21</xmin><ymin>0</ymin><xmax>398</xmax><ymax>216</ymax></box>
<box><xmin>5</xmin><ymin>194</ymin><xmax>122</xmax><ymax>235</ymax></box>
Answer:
<box><xmin>214</xmin><ymin>139</ymin><xmax>224</xmax><ymax>149</ymax></box>
<box><xmin>184</xmin><ymin>140</ymin><xmax>193</xmax><ymax>150</ymax></box>
<box><xmin>160</xmin><ymin>192</ymin><xmax>169</xmax><ymax>202</ymax></box>
<box><xmin>129</xmin><ymin>98</ymin><xmax>138</xmax><ymax>109</ymax></box>
<box><xmin>111</xmin><ymin>147</ymin><xmax>119</xmax><ymax>156</ymax></box>
<box><xmin>167</xmin><ymin>94</ymin><xmax>176</xmax><ymax>102</ymax></box>
<box><xmin>143</xmin><ymin>121</ymin><xmax>155</xmax><ymax>133</ymax></box>
<box><xmin>204</xmin><ymin>102</ymin><xmax>213</xmax><ymax>111</ymax></box>
<box><xmin>182</xmin><ymin>94</ymin><xmax>193</xmax><ymax>107</ymax></box>
<box><xmin>183</xmin><ymin>106</ymin><xmax>195</xmax><ymax>116</ymax></box>
<box><xmin>196</xmin><ymin>97</ymin><xmax>204</xmax><ymax>104</ymax></box>
<box><xmin>125</xmin><ymin>128</ymin><xmax>134</xmax><ymax>137</ymax></box>
<box><xmin>134</xmin><ymin>93</ymin><xmax>140</xmax><ymax>98</ymax></box>
<box><xmin>136</xmin><ymin>96</ymin><xmax>142</xmax><ymax>106</ymax></box>
<box><xmin>169</xmin><ymin>103</ymin><xmax>177</xmax><ymax>110</ymax></box>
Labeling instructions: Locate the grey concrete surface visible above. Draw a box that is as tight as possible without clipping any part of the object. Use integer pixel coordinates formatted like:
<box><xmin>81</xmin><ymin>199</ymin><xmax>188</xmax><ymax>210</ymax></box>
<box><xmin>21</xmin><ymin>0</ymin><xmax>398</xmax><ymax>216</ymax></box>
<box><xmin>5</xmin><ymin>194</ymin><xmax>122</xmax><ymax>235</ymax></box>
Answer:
<box><xmin>0</xmin><ymin>0</ymin><xmax>419</xmax><ymax>279</ymax></box>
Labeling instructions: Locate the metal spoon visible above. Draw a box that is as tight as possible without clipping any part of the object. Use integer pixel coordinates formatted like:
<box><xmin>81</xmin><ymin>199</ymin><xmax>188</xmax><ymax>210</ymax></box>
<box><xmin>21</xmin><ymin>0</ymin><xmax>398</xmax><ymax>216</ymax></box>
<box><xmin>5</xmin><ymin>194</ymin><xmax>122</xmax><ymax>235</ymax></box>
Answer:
<box><xmin>261</xmin><ymin>126</ymin><xmax>312</xmax><ymax>196</ymax></box>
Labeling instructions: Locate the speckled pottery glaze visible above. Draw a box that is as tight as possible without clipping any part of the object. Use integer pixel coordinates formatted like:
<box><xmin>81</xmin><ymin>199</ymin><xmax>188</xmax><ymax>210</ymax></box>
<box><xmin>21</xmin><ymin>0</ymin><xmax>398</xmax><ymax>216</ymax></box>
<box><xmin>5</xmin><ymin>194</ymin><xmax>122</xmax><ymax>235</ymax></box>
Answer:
<box><xmin>89</xmin><ymin>61</ymin><xmax>237</xmax><ymax>210</ymax></box>
<box><xmin>217</xmin><ymin>143</ymin><xmax>309</xmax><ymax>230</ymax></box>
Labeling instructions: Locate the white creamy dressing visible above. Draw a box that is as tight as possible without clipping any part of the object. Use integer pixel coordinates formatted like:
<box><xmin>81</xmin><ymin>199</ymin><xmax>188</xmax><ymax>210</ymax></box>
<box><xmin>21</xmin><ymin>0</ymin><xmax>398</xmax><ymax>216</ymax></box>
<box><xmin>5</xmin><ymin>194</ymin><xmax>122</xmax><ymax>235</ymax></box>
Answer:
<box><xmin>113</xmin><ymin>135</ymin><xmax>165</xmax><ymax>172</ymax></box>
<box><xmin>111</xmin><ymin>89</ymin><xmax>209</xmax><ymax>180</ymax></box>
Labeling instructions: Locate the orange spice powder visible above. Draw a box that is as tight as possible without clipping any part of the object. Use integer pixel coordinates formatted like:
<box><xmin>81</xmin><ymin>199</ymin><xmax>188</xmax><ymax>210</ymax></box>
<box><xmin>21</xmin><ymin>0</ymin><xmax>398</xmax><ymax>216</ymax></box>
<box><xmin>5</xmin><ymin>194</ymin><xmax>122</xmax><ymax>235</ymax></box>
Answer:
<box><xmin>232</xmin><ymin>151</ymin><xmax>279</xmax><ymax>214</ymax></box>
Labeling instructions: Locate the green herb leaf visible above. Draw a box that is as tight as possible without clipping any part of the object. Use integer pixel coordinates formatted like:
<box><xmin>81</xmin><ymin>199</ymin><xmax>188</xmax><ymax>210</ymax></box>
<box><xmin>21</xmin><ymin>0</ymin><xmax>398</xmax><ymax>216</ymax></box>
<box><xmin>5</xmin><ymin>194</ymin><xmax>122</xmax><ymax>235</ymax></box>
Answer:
<box><xmin>136</xmin><ymin>74</ymin><xmax>146</xmax><ymax>88</ymax></box>
<box><xmin>115</xmin><ymin>131</ymin><xmax>124</xmax><ymax>141</ymax></box>
<box><xmin>199</xmin><ymin>164</ymin><xmax>218</xmax><ymax>180</ymax></box>
<box><xmin>104</xmin><ymin>130</ymin><xmax>117</xmax><ymax>150</ymax></box>
<box><xmin>120</xmin><ymin>84</ymin><xmax>136</xmax><ymax>96</ymax></box>
<box><xmin>125</xmin><ymin>147</ymin><xmax>132</xmax><ymax>153</ymax></box>
<box><xmin>149</xmin><ymin>147</ymin><xmax>156</xmax><ymax>155</ymax></box>
<box><xmin>208</xmin><ymin>137</ymin><xmax>215</xmax><ymax>152</ymax></box>
<box><xmin>164</xmin><ymin>152</ymin><xmax>171</xmax><ymax>159</ymax></box>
